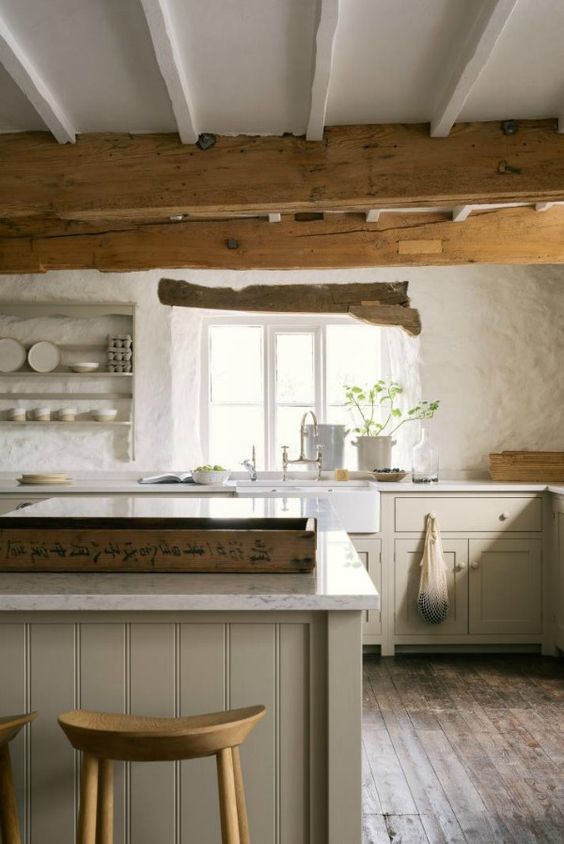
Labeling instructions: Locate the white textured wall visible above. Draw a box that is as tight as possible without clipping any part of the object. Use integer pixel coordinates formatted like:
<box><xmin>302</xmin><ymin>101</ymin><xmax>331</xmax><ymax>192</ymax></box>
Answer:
<box><xmin>1</xmin><ymin>264</ymin><xmax>563</xmax><ymax>475</ymax></box>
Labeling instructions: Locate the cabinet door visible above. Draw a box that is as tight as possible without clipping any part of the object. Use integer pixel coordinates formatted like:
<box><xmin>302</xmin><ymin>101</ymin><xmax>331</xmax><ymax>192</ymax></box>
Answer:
<box><xmin>468</xmin><ymin>539</ymin><xmax>542</xmax><ymax>636</ymax></box>
<box><xmin>351</xmin><ymin>537</ymin><xmax>381</xmax><ymax>636</ymax></box>
<box><xmin>394</xmin><ymin>539</ymin><xmax>468</xmax><ymax>635</ymax></box>
<box><xmin>556</xmin><ymin>506</ymin><xmax>564</xmax><ymax>649</ymax></box>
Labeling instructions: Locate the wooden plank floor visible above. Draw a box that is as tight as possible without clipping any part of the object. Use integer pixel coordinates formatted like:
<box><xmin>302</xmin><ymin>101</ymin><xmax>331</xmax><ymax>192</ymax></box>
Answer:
<box><xmin>363</xmin><ymin>654</ymin><xmax>564</xmax><ymax>843</ymax></box>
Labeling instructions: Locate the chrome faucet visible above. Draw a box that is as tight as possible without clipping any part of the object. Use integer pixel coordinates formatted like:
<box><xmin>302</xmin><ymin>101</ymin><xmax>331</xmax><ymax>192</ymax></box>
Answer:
<box><xmin>281</xmin><ymin>410</ymin><xmax>323</xmax><ymax>481</ymax></box>
<box><xmin>241</xmin><ymin>445</ymin><xmax>257</xmax><ymax>481</ymax></box>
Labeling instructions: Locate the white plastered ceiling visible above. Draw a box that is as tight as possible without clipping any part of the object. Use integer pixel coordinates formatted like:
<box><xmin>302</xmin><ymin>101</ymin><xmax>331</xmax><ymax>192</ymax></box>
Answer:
<box><xmin>0</xmin><ymin>0</ymin><xmax>563</xmax><ymax>142</ymax></box>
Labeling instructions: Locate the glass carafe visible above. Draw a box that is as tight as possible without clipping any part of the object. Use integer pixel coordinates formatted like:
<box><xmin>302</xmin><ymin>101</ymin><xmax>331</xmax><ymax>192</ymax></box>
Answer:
<box><xmin>412</xmin><ymin>425</ymin><xmax>439</xmax><ymax>483</ymax></box>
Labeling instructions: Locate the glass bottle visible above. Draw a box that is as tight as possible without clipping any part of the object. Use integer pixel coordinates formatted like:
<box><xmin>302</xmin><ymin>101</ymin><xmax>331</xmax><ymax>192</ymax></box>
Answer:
<box><xmin>412</xmin><ymin>425</ymin><xmax>439</xmax><ymax>483</ymax></box>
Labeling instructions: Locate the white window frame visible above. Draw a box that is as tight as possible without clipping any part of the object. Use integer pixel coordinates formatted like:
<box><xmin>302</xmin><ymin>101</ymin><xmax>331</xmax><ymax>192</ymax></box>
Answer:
<box><xmin>201</xmin><ymin>313</ymin><xmax>387</xmax><ymax>470</ymax></box>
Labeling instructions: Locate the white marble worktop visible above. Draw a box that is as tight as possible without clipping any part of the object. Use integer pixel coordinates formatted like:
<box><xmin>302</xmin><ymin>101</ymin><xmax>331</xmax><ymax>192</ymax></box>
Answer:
<box><xmin>372</xmin><ymin>480</ymin><xmax>548</xmax><ymax>492</ymax></box>
<box><xmin>0</xmin><ymin>496</ymin><xmax>379</xmax><ymax>612</ymax></box>
<box><xmin>0</xmin><ymin>477</ymin><xmax>551</xmax><ymax>495</ymax></box>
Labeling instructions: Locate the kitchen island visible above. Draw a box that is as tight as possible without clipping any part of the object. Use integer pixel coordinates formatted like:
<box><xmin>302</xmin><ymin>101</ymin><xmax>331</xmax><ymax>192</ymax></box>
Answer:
<box><xmin>0</xmin><ymin>495</ymin><xmax>378</xmax><ymax>844</ymax></box>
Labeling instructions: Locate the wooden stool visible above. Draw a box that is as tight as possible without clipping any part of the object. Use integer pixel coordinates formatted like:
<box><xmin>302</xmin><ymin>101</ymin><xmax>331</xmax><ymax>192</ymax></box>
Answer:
<box><xmin>59</xmin><ymin>705</ymin><xmax>266</xmax><ymax>844</ymax></box>
<box><xmin>0</xmin><ymin>712</ymin><xmax>37</xmax><ymax>844</ymax></box>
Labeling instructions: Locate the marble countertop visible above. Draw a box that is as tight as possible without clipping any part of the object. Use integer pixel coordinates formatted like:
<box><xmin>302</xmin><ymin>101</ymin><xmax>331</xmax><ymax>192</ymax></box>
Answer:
<box><xmin>0</xmin><ymin>477</ymin><xmax>552</xmax><ymax>494</ymax></box>
<box><xmin>0</xmin><ymin>496</ymin><xmax>379</xmax><ymax>612</ymax></box>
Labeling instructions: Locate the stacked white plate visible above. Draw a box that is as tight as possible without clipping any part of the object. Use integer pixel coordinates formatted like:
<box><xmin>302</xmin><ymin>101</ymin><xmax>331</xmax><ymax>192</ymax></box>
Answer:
<box><xmin>28</xmin><ymin>341</ymin><xmax>60</xmax><ymax>373</ymax></box>
<box><xmin>17</xmin><ymin>473</ymin><xmax>72</xmax><ymax>486</ymax></box>
<box><xmin>0</xmin><ymin>338</ymin><xmax>26</xmax><ymax>372</ymax></box>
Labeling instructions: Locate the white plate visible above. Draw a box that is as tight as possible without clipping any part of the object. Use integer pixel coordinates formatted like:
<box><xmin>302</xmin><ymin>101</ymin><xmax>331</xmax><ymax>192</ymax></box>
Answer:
<box><xmin>18</xmin><ymin>478</ymin><xmax>72</xmax><ymax>486</ymax></box>
<box><xmin>0</xmin><ymin>338</ymin><xmax>26</xmax><ymax>372</ymax></box>
<box><xmin>28</xmin><ymin>341</ymin><xmax>60</xmax><ymax>373</ymax></box>
<box><xmin>21</xmin><ymin>473</ymin><xmax>68</xmax><ymax>481</ymax></box>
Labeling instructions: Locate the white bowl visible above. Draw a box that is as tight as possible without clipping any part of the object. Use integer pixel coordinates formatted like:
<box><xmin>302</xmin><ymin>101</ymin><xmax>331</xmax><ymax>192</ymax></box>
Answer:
<box><xmin>92</xmin><ymin>409</ymin><xmax>118</xmax><ymax>422</ymax></box>
<box><xmin>34</xmin><ymin>407</ymin><xmax>51</xmax><ymax>421</ymax></box>
<box><xmin>8</xmin><ymin>408</ymin><xmax>26</xmax><ymax>421</ymax></box>
<box><xmin>191</xmin><ymin>469</ymin><xmax>231</xmax><ymax>486</ymax></box>
<box><xmin>70</xmin><ymin>362</ymin><xmax>99</xmax><ymax>373</ymax></box>
<box><xmin>58</xmin><ymin>408</ymin><xmax>77</xmax><ymax>421</ymax></box>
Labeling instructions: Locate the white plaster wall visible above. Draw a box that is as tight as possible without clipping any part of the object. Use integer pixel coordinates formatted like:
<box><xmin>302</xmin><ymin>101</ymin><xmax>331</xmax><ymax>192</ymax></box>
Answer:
<box><xmin>1</xmin><ymin>264</ymin><xmax>563</xmax><ymax>475</ymax></box>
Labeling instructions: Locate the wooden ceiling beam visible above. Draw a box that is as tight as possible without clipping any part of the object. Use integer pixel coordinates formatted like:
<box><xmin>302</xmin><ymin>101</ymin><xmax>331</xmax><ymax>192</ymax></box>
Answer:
<box><xmin>3</xmin><ymin>206</ymin><xmax>564</xmax><ymax>273</ymax></box>
<box><xmin>2</xmin><ymin>121</ymin><xmax>564</xmax><ymax>222</ymax></box>
<box><xmin>139</xmin><ymin>0</ymin><xmax>198</xmax><ymax>144</ymax></box>
<box><xmin>431</xmin><ymin>0</ymin><xmax>519</xmax><ymax>138</ymax></box>
<box><xmin>306</xmin><ymin>0</ymin><xmax>340</xmax><ymax>141</ymax></box>
<box><xmin>0</xmin><ymin>12</ymin><xmax>75</xmax><ymax>144</ymax></box>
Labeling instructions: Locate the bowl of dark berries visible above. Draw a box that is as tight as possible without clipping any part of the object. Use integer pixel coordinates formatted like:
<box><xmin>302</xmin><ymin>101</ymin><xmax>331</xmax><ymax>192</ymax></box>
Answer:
<box><xmin>370</xmin><ymin>468</ymin><xmax>409</xmax><ymax>482</ymax></box>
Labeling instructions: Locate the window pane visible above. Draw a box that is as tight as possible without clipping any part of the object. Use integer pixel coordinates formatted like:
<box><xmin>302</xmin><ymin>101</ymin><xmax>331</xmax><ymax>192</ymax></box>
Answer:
<box><xmin>208</xmin><ymin>405</ymin><xmax>264</xmax><ymax>469</ymax></box>
<box><xmin>275</xmin><ymin>333</ymin><xmax>315</xmax><ymax>404</ymax></box>
<box><xmin>326</xmin><ymin>325</ymin><xmax>382</xmax><ymax>404</ymax></box>
<box><xmin>210</xmin><ymin>326</ymin><xmax>262</xmax><ymax>403</ymax></box>
<box><xmin>275</xmin><ymin>405</ymin><xmax>314</xmax><ymax>463</ymax></box>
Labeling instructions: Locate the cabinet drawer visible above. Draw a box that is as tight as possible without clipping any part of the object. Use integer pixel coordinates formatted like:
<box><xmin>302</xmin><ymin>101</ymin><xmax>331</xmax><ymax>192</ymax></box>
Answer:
<box><xmin>394</xmin><ymin>496</ymin><xmax>542</xmax><ymax>533</ymax></box>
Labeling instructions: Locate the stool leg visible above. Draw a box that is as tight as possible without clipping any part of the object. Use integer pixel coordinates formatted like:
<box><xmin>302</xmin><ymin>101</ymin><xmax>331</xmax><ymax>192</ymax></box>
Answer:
<box><xmin>77</xmin><ymin>753</ymin><xmax>99</xmax><ymax>844</ymax></box>
<box><xmin>0</xmin><ymin>743</ymin><xmax>21</xmax><ymax>844</ymax></box>
<box><xmin>216</xmin><ymin>748</ymin><xmax>240</xmax><ymax>844</ymax></box>
<box><xmin>96</xmin><ymin>759</ymin><xmax>113</xmax><ymax>844</ymax></box>
<box><xmin>232</xmin><ymin>747</ymin><xmax>250</xmax><ymax>844</ymax></box>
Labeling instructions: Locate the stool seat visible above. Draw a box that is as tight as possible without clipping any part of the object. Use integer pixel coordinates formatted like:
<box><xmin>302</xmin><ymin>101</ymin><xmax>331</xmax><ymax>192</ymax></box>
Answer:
<box><xmin>0</xmin><ymin>712</ymin><xmax>37</xmax><ymax>844</ymax></box>
<box><xmin>58</xmin><ymin>705</ymin><xmax>265</xmax><ymax>762</ymax></box>
<box><xmin>0</xmin><ymin>712</ymin><xmax>37</xmax><ymax>747</ymax></box>
<box><xmin>59</xmin><ymin>706</ymin><xmax>266</xmax><ymax>844</ymax></box>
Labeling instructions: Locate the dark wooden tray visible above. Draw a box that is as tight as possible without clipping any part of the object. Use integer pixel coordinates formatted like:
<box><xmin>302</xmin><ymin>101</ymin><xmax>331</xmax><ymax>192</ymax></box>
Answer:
<box><xmin>0</xmin><ymin>516</ymin><xmax>317</xmax><ymax>573</ymax></box>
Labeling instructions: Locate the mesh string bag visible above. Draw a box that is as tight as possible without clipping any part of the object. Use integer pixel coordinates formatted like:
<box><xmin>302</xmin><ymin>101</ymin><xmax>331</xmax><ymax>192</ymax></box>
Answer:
<box><xmin>417</xmin><ymin>513</ymin><xmax>449</xmax><ymax>624</ymax></box>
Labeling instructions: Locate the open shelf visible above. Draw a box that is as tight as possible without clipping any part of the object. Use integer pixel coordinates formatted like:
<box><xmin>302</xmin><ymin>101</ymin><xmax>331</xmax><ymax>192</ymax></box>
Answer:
<box><xmin>0</xmin><ymin>421</ymin><xmax>131</xmax><ymax>427</ymax></box>
<box><xmin>0</xmin><ymin>371</ymin><xmax>132</xmax><ymax>377</ymax></box>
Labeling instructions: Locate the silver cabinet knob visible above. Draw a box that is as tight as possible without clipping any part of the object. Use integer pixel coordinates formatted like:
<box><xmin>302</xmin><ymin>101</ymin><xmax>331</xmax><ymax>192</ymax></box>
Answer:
<box><xmin>470</xmin><ymin>561</ymin><xmax>480</xmax><ymax>570</ymax></box>
<box><xmin>499</xmin><ymin>512</ymin><xmax>510</xmax><ymax>521</ymax></box>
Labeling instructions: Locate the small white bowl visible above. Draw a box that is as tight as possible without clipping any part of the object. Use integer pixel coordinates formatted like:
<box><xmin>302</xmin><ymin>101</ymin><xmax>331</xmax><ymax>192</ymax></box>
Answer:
<box><xmin>8</xmin><ymin>408</ymin><xmax>26</xmax><ymax>422</ymax></box>
<box><xmin>58</xmin><ymin>407</ymin><xmax>77</xmax><ymax>422</ymax></box>
<box><xmin>92</xmin><ymin>409</ymin><xmax>118</xmax><ymax>422</ymax></box>
<box><xmin>70</xmin><ymin>362</ymin><xmax>99</xmax><ymax>373</ymax></box>
<box><xmin>192</xmin><ymin>469</ymin><xmax>231</xmax><ymax>486</ymax></box>
<box><xmin>34</xmin><ymin>407</ymin><xmax>51</xmax><ymax>422</ymax></box>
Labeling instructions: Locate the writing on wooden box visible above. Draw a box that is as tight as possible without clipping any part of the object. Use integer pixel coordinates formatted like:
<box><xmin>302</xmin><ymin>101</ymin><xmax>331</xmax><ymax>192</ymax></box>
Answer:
<box><xmin>0</xmin><ymin>524</ymin><xmax>316</xmax><ymax>573</ymax></box>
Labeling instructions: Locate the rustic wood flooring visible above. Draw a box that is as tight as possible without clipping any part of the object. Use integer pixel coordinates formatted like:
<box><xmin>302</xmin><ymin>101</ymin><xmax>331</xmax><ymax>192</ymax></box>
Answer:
<box><xmin>362</xmin><ymin>655</ymin><xmax>564</xmax><ymax>843</ymax></box>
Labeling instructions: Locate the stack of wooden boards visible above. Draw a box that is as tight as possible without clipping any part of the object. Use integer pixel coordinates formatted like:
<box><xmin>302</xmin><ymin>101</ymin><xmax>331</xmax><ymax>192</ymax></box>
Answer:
<box><xmin>489</xmin><ymin>451</ymin><xmax>564</xmax><ymax>482</ymax></box>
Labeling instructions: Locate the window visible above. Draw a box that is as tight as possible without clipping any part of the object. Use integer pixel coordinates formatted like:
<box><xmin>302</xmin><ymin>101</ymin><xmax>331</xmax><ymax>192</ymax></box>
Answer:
<box><xmin>201</xmin><ymin>316</ymin><xmax>387</xmax><ymax>470</ymax></box>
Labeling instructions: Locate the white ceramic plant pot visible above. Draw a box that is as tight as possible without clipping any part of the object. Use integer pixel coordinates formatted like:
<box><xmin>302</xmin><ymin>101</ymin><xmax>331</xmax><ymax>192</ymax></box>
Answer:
<box><xmin>352</xmin><ymin>435</ymin><xmax>396</xmax><ymax>470</ymax></box>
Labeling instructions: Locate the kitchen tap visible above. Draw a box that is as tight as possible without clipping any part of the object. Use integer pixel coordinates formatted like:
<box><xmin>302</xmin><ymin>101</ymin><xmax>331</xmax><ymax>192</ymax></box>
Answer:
<box><xmin>241</xmin><ymin>445</ymin><xmax>257</xmax><ymax>481</ymax></box>
<box><xmin>281</xmin><ymin>410</ymin><xmax>323</xmax><ymax>481</ymax></box>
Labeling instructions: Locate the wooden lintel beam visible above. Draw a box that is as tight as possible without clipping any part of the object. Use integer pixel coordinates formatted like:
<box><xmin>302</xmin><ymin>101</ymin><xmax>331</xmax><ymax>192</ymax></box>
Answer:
<box><xmin>4</xmin><ymin>206</ymin><xmax>564</xmax><ymax>273</ymax></box>
<box><xmin>158</xmin><ymin>279</ymin><xmax>420</xmax><ymax>336</ymax></box>
<box><xmin>2</xmin><ymin>121</ymin><xmax>564</xmax><ymax>221</ymax></box>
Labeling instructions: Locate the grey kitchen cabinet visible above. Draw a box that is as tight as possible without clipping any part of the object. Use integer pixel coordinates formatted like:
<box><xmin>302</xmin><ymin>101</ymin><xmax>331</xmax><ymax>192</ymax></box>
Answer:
<box><xmin>468</xmin><ymin>538</ymin><xmax>543</xmax><ymax>636</ymax></box>
<box><xmin>394</xmin><ymin>538</ymin><xmax>468</xmax><ymax>635</ymax></box>
<box><xmin>554</xmin><ymin>497</ymin><xmax>564</xmax><ymax>651</ymax></box>
<box><xmin>350</xmin><ymin>536</ymin><xmax>382</xmax><ymax>637</ymax></box>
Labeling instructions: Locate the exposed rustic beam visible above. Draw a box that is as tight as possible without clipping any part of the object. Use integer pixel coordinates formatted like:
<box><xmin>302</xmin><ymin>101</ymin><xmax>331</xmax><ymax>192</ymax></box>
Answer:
<box><xmin>0</xmin><ymin>13</ymin><xmax>75</xmax><ymax>143</ymax></box>
<box><xmin>3</xmin><ymin>206</ymin><xmax>564</xmax><ymax>273</ymax></box>
<box><xmin>306</xmin><ymin>0</ymin><xmax>340</xmax><ymax>141</ymax></box>
<box><xmin>3</xmin><ymin>121</ymin><xmax>564</xmax><ymax>222</ymax></box>
<box><xmin>158</xmin><ymin>279</ymin><xmax>420</xmax><ymax>336</ymax></box>
<box><xmin>139</xmin><ymin>0</ymin><xmax>198</xmax><ymax>144</ymax></box>
<box><xmin>431</xmin><ymin>0</ymin><xmax>519</xmax><ymax>138</ymax></box>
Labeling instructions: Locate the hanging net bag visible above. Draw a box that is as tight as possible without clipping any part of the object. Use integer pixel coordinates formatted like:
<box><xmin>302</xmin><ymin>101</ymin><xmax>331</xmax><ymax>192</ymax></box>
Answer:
<box><xmin>417</xmin><ymin>513</ymin><xmax>449</xmax><ymax>624</ymax></box>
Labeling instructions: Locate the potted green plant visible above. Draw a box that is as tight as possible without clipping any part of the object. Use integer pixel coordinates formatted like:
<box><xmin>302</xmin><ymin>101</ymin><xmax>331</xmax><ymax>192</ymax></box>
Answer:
<box><xmin>343</xmin><ymin>380</ymin><xmax>439</xmax><ymax>469</ymax></box>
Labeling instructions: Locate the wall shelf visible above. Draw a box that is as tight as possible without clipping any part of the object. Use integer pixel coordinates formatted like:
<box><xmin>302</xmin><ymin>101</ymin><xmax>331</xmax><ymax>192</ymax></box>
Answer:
<box><xmin>0</xmin><ymin>301</ymin><xmax>137</xmax><ymax>460</ymax></box>
<box><xmin>0</xmin><ymin>372</ymin><xmax>133</xmax><ymax>378</ymax></box>
<box><xmin>0</xmin><ymin>421</ymin><xmax>131</xmax><ymax>427</ymax></box>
